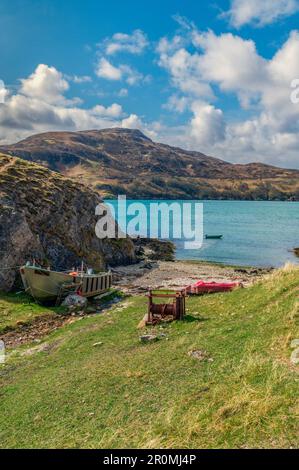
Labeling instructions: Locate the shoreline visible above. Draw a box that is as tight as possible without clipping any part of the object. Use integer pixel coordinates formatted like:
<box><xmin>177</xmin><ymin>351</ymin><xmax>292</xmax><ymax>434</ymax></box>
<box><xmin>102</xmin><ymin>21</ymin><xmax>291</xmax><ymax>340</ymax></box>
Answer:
<box><xmin>112</xmin><ymin>259</ymin><xmax>273</xmax><ymax>294</ymax></box>
<box><xmin>175</xmin><ymin>258</ymin><xmax>268</xmax><ymax>270</ymax></box>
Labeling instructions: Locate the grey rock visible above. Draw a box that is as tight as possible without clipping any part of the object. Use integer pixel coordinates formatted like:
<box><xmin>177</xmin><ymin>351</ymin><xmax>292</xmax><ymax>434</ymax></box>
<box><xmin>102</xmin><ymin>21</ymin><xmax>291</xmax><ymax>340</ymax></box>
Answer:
<box><xmin>62</xmin><ymin>294</ymin><xmax>87</xmax><ymax>309</ymax></box>
<box><xmin>0</xmin><ymin>155</ymin><xmax>136</xmax><ymax>291</ymax></box>
<box><xmin>85</xmin><ymin>306</ymin><xmax>97</xmax><ymax>314</ymax></box>
<box><xmin>290</xmin><ymin>339</ymin><xmax>299</xmax><ymax>349</ymax></box>
<box><xmin>290</xmin><ymin>348</ymin><xmax>299</xmax><ymax>365</ymax></box>
<box><xmin>188</xmin><ymin>350</ymin><xmax>211</xmax><ymax>361</ymax></box>
<box><xmin>140</xmin><ymin>334</ymin><xmax>159</xmax><ymax>343</ymax></box>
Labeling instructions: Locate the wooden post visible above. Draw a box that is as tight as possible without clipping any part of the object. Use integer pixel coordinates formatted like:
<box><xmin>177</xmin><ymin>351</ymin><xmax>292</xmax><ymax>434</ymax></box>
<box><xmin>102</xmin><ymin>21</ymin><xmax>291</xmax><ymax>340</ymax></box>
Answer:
<box><xmin>147</xmin><ymin>290</ymin><xmax>152</xmax><ymax>324</ymax></box>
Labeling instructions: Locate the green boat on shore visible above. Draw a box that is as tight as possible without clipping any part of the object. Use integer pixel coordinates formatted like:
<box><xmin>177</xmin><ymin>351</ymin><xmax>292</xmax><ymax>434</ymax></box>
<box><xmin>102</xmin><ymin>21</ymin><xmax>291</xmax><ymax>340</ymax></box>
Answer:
<box><xmin>20</xmin><ymin>264</ymin><xmax>112</xmax><ymax>303</ymax></box>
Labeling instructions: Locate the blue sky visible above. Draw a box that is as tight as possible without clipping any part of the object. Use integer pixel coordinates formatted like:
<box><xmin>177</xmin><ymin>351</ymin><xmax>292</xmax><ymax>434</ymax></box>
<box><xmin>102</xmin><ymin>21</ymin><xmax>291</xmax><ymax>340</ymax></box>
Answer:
<box><xmin>1</xmin><ymin>0</ymin><xmax>299</xmax><ymax>168</ymax></box>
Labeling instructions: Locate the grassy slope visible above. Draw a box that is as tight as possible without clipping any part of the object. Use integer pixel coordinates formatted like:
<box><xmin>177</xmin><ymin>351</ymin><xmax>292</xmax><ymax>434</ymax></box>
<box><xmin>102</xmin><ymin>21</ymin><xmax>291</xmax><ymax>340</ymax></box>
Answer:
<box><xmin>0</xmin><ymin>266</ymin><xmax>298</xmax><ymax>449</ymax></box>
<box><xmin>63</xmin><ymin>167</ymin><xmax>299</xmax><ymax>200</ymax></box>
<box><xmin>0</xmin><ymin>292</ymin><xmax>62</xmax><ymax>334</ymax></box>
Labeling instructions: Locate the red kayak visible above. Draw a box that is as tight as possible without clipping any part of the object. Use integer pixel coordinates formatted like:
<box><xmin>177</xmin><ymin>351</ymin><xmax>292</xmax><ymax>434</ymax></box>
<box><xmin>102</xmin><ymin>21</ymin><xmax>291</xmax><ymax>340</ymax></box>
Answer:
<box><xmin>185</xmin><ymin>280</ymin><xmax>242</xmax><ymax>295</ymax></box>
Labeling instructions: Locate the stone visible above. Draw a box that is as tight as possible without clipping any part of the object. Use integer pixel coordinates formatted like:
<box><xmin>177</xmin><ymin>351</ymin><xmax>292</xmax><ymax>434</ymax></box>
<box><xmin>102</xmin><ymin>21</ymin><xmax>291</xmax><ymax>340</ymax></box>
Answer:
<box><xmin>85</xmin><ymin>306</ymin><xmax>97</xmax><ymax>314</ymax></box>
<box><xmin>140</xmin><ymin>334</ymin><xmax>159</xmax><ymax>343</ymax></box>
<box><xmin>290</xmin><ymin>339</ymin><xmax>299</xmax><ymax>349</ymax></box>
<box><xmin>143</xmin><ymin>262</ymin><xmax>153</xmax><ymax>270</ymax></box>
<box><xmin>188</xmin><ymin>350</ymin><xmax>211</xmax><ymax>361</ymax></box>
<box><xmin>62</xmin><ymin>294</ymin><xmax>88</xmax><ymax>310</ymax></box>
<box><xmin>290</xmin><ymin>348</ymin><xmax>299</xmax><ymax>365</ymax></box>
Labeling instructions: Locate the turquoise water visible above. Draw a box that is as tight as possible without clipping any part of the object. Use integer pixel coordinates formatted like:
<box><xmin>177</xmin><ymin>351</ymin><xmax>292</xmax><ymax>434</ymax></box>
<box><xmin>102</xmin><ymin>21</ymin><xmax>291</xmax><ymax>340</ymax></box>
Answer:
<box><xmin>106</xmin><ymin>200</ymin><xmax>299</xmax><ymax>268</ymax></box>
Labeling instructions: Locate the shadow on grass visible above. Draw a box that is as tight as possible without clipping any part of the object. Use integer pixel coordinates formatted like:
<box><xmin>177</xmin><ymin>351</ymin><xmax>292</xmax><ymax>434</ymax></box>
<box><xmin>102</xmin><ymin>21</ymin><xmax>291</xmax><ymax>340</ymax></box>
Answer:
<box><xmin>0</xmin><ymin>290</ymin><xmax>34</xmax><ymax>305</ymax></box>
<box><xmin>183</xmin><ymin>314</ymin><xmax>209</xmax><ymax>323</ymax></box>
<box><xmin>0</xmin><ymin>290</ymin><xmax>64</xmax><ymax>314</ymax></box>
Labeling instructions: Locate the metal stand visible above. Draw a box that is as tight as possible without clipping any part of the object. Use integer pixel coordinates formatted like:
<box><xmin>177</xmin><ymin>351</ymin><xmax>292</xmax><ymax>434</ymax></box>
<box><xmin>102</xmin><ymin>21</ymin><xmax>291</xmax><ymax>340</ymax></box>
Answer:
<box><xmin>146</xmin><ymin>289</ymin><xmax>186</xmax><ymax>325</ymax></box>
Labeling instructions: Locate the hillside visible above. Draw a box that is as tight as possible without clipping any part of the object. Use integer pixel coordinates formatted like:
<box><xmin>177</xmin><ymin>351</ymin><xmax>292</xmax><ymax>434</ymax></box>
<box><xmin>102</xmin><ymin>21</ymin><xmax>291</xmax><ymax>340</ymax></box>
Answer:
<box><xmin>1</xmin><ymin>129</ymin><xmax>299</xmax><ymax>200</ymax></box>
<box><xmin>0</xmin><ymin>265</ymin><xmax>298</xmax><ymax>448</ymax></box>
<box><xmin>0</xmin><ymin>154</ymin><xmax>135</xmax><ymax>291</ymax></box>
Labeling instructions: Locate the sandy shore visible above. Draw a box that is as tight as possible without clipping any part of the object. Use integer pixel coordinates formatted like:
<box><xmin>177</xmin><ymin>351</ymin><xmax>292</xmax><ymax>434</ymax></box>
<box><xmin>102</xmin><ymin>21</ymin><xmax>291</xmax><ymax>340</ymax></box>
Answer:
<box><xmin>112</xmin><ymin>260</ymin><xmax>272</xmax><ymax>294</ymax></box>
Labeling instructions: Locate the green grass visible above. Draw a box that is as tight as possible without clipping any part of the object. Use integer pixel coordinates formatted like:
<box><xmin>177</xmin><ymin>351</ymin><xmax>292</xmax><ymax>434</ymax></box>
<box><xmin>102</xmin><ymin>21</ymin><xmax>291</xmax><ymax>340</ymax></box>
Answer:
<box><xmin>182</xmin><ymin>259</ymin><xmax>256</xmax><ymax>269</ymax></box>
<box><xmin>0</xmin><ymin>265</ymin><xmax>298</xmax><ymax>449</ymax></box>
<box><xmin>0</xmin><ymin>292</ymin><xmax>64</xmax><ymax>334</ymax></box>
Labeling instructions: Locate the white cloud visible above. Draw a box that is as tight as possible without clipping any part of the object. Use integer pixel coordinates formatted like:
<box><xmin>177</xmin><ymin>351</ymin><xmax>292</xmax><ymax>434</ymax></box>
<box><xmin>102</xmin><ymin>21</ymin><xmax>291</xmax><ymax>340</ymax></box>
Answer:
<box><xmin>193</xmin><ymin>31</ymin><xmax>267</xmax><ymax>96</ymax></box>
<box><xmin>121</xmin><ymin>113</ymin><xmax>143</xmax><ymax>129</ymax></box>
<box><xmin>2</xmin><ymin>25</ymin><xmax>299</xmax><ymax>170</ymax></box>
<box><xmin>103</xmin><ymin>29</ymin><xmax>149</xmax><ymax>55</ymax></box>
<box><xmin>192</xmin><ymin>29</ymin><xmax>299</xmax><ymax>119</ymax></box>
<box><xmin>172</xmin><ymin>14</ymin><xmax>196</xmax><ymax>31</ymax></box>
<box><xmin>190</xmin><ymin>101</ymin><xmax>226</xmax><ymax>145</ymax></box>
<box><xmin>20</xmin><ymin>64</ymin><xmax>71</xmax><ymax>104</ymax></box>
<box><xmin>268</xmin><ymin>30</ymin><xmax>299</xmax><ymax>82</ymax></box>
<box><xmin>123</xmin><ymin>65</ymin><xmax>143</xmax><ymax>85</ymax></box>
<box><xmin>0</xmin><ymin>65</ymin><xmax>156</xmax><ymax>148</ymax></box>
<box><xmin>158</xmin><ymin>46</ymin><xmax>214</xmax><ymax>98</ymax></box>
<box><xmin>226</xmin><ymin>0</ymin><xmax>299</xmax><ymax>28</ymax></box>
<box><xmin>95</xmin><ymin>57</ymin><xmax>144</xmax><ymax>85</ymax></box>
<box><xmin>95</xmin><ymin>58</ymin><xmax>122</xmax><ymax>80</ymax></box>
<box><xmin>92</xmin><ymin>103</ymin><xmax>123</xmax><ymax>117</ymax></box>
<box><xmin>0</xmin><ymin>64</ymin><xmax>131</xmax><ymax>144</ymax></box>
<box><xmin>163</xmin><ymin>94</ymin><xmax>190</xmax><ymax>113</ymax></box>
<box><xmin>156</xmin><ymin>26</ymin><xmax>299</xmax><ymax>168</ymax></box>
<box><xmin>156</xmin><ymin>35</ymin><xmax>187</xmax><ymax>55</ymax></box>
<box><xmin>72</xmin><ymin>75</ymin><xmax>92</xmax><ymax>84</ymax></box>
<box><xmin>120</xmin><ymin>114</ymin><xmax>161</xmax><ymax>141</ymax></box>
<box><xmin>95</xmin><ymin>29</ymin><xmax>149</xmax><ymax>87</ymax></box>
<box><xmin>0</xmin><ymin>80</ymin><xmax>8</xmax><ymax>104</ymax></box>
<box><xmin>118</xmin><ymin>88</ymin><xmax>128</xmax><ymax>97</ymax></box>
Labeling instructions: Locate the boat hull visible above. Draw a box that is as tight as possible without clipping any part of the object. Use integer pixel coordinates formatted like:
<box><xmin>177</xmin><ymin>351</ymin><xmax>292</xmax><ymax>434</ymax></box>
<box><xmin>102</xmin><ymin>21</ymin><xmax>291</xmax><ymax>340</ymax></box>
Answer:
<box><xmin>20</xmin><ymin>266</ymin><xmax>112</xmax><ymax>303</ymax></box>
<box><xmin>185</xmin><ymin>280</ymin><xmax>241</xmax><ymax>295</ymax></box>
<box><xmin>205</xmin><ymin>235</ymin><xmax>223</xmax><ymax>240</ymax></box>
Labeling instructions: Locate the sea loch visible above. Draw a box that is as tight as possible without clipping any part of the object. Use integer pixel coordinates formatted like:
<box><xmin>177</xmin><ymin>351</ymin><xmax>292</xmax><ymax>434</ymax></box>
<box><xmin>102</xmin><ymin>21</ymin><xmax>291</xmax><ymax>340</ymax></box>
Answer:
<box><xmin>108</xmin><ymin>200</ymin><xmax>299</xmax><ymax>268</ymax></box>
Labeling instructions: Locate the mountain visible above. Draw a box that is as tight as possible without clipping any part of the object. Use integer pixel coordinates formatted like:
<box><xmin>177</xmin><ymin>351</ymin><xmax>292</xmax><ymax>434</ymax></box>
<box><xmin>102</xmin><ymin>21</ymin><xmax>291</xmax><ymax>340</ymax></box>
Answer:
<box><xmin>0</xmin><ymin>154</ymin><xmax>135</xmax><ymax>291</ymax></box>
<box><xmin>1</xmin><ymin>128</ymin><xmax>299</xmax><ymax>200</ymax></box>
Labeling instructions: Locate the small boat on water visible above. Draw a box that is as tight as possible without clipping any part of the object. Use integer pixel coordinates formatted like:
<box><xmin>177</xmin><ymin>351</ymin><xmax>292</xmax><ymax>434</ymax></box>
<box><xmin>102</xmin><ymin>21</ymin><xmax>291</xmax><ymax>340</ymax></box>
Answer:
<box><xmin>20</xmin><ymin>263</ymin><xmax>112</xmax><ymax>303</ymax></box>
<box><xmin>205</xmin><ymin>234</ymin><xmax>223</xmax><ymax>239</ymax></box>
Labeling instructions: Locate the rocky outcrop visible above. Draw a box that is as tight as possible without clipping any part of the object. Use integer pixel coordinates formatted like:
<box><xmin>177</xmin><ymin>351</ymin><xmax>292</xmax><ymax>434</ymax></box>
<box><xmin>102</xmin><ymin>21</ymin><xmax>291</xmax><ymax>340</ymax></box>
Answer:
<box><xmin>0</xmin><ymin>154</ymin><xmax>135</xmax><ymax>291</ymax></box>
<box><xmin>134</xmin><ymin>238</ymin><xmax>175</xmax><ymax>262</ymax></box>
